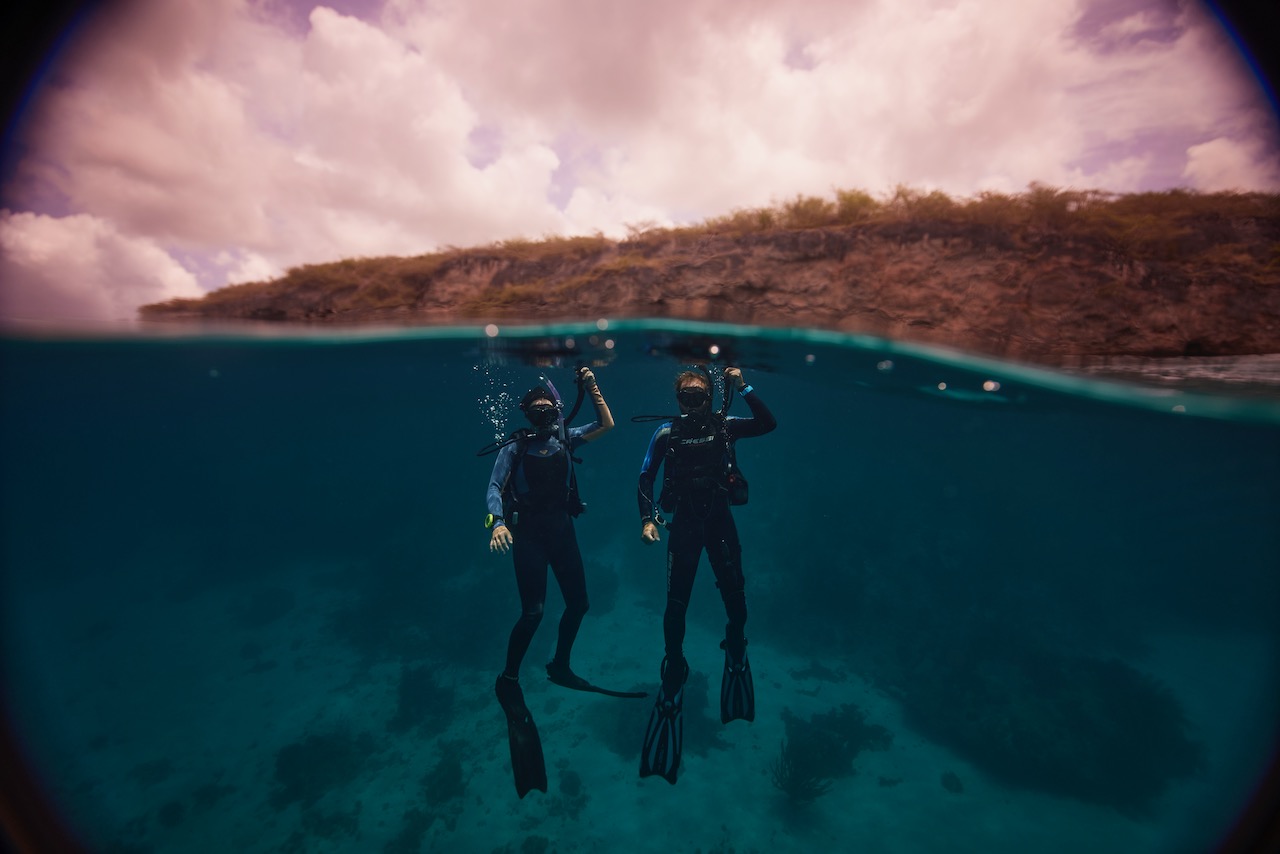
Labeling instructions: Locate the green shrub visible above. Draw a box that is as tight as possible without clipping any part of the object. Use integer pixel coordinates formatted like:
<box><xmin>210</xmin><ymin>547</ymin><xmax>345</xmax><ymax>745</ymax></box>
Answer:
<box><xmin>782</xmin><ymin>194</ymin><xmax>836</xmax><ymax>229</ymax></box>
<box><xmin>835</xmin><ymin>189</ymin><xmax>880</xmax><ymax>223</ymax></box>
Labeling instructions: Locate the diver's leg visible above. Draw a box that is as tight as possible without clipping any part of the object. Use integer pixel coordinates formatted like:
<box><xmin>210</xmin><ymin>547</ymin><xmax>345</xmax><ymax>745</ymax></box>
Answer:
<box><xmin>662</xmin><ymin>515</ymin><xmax>702</xmax><ymax>668</ymax></box>
<box><xmin>708</xmin><ymin>508</ymin><xmax>747</xmax><ymax>647</ymax></box>
<box><xmin>708</xmin><ymin>508</ymin><xmax>753</xmax><ymax>723</ymax></box>
<box><xmin>546</xmin><ymin>516</ymin><xmax>589</xmax><ymax>670</ymax></box>
<box><xmin>641</xmin><ymin>515</ymin><xmax>699</xmax><ymax>783</ymax></box>
<box><xmin>504</xmin><ymin>524</ymin><xmax>549</xmax><ymax>679</ymax></box>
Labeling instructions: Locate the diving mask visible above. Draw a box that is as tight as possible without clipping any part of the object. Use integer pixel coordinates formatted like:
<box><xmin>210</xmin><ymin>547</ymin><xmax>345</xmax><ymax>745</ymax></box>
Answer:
<box><xmin>526</xmin><ymin>402</ymin><xmax>558</xmax><ymax>428</ymax></box>
<box><xmin>677</xmin><ymin>387</ymin><xmax>710</xmax><ymax>410</ymax></box>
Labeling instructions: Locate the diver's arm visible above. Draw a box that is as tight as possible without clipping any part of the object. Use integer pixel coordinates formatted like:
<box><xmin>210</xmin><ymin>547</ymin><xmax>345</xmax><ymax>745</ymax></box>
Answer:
<box><xmin>486</xmin><ymin>445</ymin><xmax>514</xmax><ymax>521</ymax></box>
<box><xmin>726</xmin><ymin>369</ymin><xmax>776</xmax><ymax>438</ymax></box>
<box><xmin>486</xmin><ymin>446</ymin><xmax>515</xmax><ymax>553</ymax></box>
<box><xmin>637</xmin><ymin>426</ymin><xmax>668</xmax><ymax>541</ymax></box>
<box><xmin>577</xmin><ymin>369</ymin><xmax>614</xmax><ymax>443</ymax></box>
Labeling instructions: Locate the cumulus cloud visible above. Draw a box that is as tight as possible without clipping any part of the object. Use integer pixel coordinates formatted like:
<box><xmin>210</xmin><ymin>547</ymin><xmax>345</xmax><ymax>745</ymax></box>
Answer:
<box><xmin>0</xmin><ymin>211</ymin><xmax>202</xmax><ymax>322</ymax></box>
<box><xmin>1184</xmin><ymin>136</ymin><xmax>1280</xmax><ymax>190</ymax></box>
<box><xmin>1</xmin><ymin>0</ymin><xmax>1276</xmax><ymax>322</ymax></box>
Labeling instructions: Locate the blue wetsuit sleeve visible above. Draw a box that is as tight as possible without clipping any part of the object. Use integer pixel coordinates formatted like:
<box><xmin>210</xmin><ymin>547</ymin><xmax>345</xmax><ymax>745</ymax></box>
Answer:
<box><xmin>637</xmin><ymin>425</ymin><xmax>670</xmax><ymax>521</ymax></box>
<box><xmin>486</xmin><ymin>444</ymin><xmax>516</xmax><ymax>521</ymax></box>
<box><xmin>727</xmin><ymin>389</ymin><xmax>777</xmax><ymax>439</ymax></box>
<box><xmin>567</xmin><ymin>422</ymin><xmax>599</xmax><ymax>450</ymax></box>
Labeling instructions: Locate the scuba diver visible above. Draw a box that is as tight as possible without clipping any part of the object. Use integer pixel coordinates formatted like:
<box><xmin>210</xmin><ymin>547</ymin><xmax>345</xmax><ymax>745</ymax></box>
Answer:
<box><xmin>636</xmin><ymin>366</ymin><xmax>776</xmax><ymax>784</ymax></box>
<box><xmin>482</xmin><ymin>366</ymin><xmax>641</xmax><ymax>798</ymax></box>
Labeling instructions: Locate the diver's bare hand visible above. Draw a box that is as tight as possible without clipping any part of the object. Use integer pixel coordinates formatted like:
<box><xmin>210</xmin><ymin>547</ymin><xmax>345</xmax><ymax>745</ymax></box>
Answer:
<box><xmin>724</xmin><ymin>367</ymin><xmax>746</xmax><ymax>391</ymax></box>
<box><xmin>578</xmin><ymin>367</ymin><xmax>598</xmax><ymax>390</ymax></box>
<box><xmin>490</xmin><ymin>525</ymin><xmax>513</xmax><ymax>554</ymax></box>
<box><xmin>641</xmin><ymin>521</ymin><xmax>661</xmax><ymax>544</ymax></box>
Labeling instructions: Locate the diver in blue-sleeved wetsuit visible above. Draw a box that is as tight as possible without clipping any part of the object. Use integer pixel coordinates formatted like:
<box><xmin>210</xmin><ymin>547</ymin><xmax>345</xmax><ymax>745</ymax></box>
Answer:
<box><xmin>488</xmin><ymin>369</ymin><xmax>613</xmax><ymax>690</ymax></box>
<box><xmin>637</xmin><ymin>367</ymin><xmax>776</xmax><ymax>712</ymax></box>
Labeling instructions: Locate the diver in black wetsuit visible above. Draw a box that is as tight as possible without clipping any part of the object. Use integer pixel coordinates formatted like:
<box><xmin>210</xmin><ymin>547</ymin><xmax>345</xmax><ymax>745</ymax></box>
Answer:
<box><xmin>487</xmin><ymin>368</ymin><xmax>613</xmax><ymax>688</ymax></box>
<box><xmin>486</xmin><ymin>368</ymin><xmax>616</xmax><ymax>798</ymax></box>
<box><xmin>637</xmin><ymin>366</ymin><xmax>776</xmax><ymax>783</ymax></box>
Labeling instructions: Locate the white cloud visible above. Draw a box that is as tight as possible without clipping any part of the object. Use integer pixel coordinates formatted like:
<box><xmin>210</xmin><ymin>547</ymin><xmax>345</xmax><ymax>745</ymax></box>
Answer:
<box><xmin>1</xmin><ymin>0</ymin><xmax>1276</xmax><ymax>321</ymax></box>
<box><xmin>1184</xmin><ymin>137</ymin><xmax>1280</xmax><ymax>191</ymax></box>
<box><xmin>0</xmin><ymin>211</ymin><xmax>202</xmax><ymax>322</ymax></box>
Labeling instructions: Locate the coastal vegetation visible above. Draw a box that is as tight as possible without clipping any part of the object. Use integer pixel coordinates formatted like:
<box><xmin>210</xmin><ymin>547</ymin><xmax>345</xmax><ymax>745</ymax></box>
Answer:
<box><xmin>139</xmin><ymin>186</ymin><xmax>1280</xmax><ymax>361</ymax></box>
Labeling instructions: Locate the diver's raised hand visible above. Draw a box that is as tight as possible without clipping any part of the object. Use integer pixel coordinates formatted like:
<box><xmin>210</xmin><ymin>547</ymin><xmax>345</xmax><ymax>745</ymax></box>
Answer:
<box><xmin>724</xmin><ymin>367</ymin><xmax>746</xmax><ymax>391</ymax></box>
<box><xmin>578</xmin><ymin>366</ymin><xmax>598</xmax><ymax>390</ymax></box>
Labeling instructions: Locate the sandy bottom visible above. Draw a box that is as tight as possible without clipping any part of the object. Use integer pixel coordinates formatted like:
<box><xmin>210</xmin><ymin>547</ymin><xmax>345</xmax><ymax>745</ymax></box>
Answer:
<box><xmin>11</xmin><ymin>565</ymin><xmax>1273</xmax><ymax>854</ymax></box>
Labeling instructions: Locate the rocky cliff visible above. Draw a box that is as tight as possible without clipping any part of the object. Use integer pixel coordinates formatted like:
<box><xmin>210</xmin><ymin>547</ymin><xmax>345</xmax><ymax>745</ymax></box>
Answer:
<box><xmin>140</xmin><ymin>190</ymin><xmax>1280</xmax><ymax>364</ymax></box>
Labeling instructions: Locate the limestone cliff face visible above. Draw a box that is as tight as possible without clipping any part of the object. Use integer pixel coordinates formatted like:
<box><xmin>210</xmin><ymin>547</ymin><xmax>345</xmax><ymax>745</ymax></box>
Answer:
<box><xmin>141</xmin><ymin>214</ymin><xmax>1280</xmax><ymax>364</ymax></box>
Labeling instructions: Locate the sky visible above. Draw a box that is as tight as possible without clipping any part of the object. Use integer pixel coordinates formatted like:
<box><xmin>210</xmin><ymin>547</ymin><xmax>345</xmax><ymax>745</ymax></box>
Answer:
<box><xmin>0</xmin><ymin>0</ymin><xmax>1278</xmax><ymax>323</ymax></box>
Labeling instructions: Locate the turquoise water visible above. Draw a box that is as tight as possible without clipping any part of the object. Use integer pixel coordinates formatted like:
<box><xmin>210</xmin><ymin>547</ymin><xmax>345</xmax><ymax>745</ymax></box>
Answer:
<box><xmin>1</xmin><ymin>320</ymin><xmax>1277</xmax><ymax>853</ymax></box>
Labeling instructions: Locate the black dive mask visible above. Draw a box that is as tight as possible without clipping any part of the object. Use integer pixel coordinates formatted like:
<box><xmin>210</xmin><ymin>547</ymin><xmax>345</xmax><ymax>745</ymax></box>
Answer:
<box><xmin>677</xmin><ymin>387</ymin><xmax>710</xmax><ymax>411</ymax></box>
<box><xmin>526</xmin><ymin>403</ymin><xmax>558</xmax><ymax>429</ymax></box>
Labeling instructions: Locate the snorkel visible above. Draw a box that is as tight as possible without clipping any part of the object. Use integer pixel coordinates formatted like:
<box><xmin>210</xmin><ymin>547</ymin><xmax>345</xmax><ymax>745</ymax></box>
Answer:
<box><xmin>542</xmin><ymin>375</ymin><xmax>566</xmax><ymax>440</ymax></box>
<box><xmin>477</xmin><ymin>369</ymin><xmax>587</xmax><ymax>458</ymax></box>
<box><xmin>543</xmin><ymin>367</ymin><xmax>592</xmax><ymax>436</ymax></box>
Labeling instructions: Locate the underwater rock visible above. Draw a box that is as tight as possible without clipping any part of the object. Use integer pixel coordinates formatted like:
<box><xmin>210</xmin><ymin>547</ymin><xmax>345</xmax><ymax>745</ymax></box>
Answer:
<box><xmin>900</xmin><ymin>644</ymin><xmax>1205</xmax><ymax>813</ymax></box>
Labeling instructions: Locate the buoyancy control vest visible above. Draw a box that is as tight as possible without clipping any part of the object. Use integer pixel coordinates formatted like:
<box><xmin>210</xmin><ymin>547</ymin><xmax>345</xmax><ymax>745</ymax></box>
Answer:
<box><xmin>503</xmin><ymin>429</ymin><xmax>584</xmax><ymax>518</ymax></box>
<box><xmin>658</xmin><ymin>413</ymin><xmax>748</xmax><ymax>512</ymax></box>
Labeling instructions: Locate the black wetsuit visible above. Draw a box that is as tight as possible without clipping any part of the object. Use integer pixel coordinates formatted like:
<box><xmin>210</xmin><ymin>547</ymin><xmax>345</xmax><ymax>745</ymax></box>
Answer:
<box><xmin>637</xmin><ymin>391</ymin><xmax>776</xmax><ymax>663</ymax></box>
<box><xmin>487</xmin><ymin>424</ymin><xmax>596</xmax><ymax>677</ymax></box>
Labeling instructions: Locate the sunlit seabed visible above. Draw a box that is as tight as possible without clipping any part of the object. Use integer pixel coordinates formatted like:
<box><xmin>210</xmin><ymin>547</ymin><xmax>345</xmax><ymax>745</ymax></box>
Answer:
<box><xmin>1</xmin><ymin>319</ymin><xmax>1277</xmax><ymax>853</ymax></box>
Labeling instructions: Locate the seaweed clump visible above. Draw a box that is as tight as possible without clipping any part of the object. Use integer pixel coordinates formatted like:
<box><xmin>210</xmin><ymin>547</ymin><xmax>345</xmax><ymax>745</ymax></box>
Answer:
<box><xmin>386</xmin><ymin>742</ymin><xmax>469</xmax><ymax>851</ymax></box>
<box><xmin>388</xmin><ymin>661</ymin><xmax>456</xmax><ymax>734</ymax></box>
<box><xmin>422</xmin><ymin>742</ymin><xmax>467</xmax><ymax>805</ymax></box>
<box><xmin>270</xmin><ymin>728</ymin><xmax>374</xmax><ymax>810</ymax></box>
<box><xmin>770</xmin><ymin>739</ymin><xmax>833</xmax><ymax>806</ymax></box>
<box><xmin>770</xmin><ymin>704</ymin><xmax>893</xmax><ymax>805</ymax></box>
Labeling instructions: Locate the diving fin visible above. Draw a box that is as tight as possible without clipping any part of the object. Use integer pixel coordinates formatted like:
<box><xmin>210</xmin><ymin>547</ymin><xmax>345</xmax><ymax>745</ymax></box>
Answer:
<box><xmin>640</xmin><ymin>656</ymin><xmax>687</xmax><ymax>785</ymax></box>
<box><xmin>720</xmin><ymin>637</ymin><xmax>755</xmax><ymax>724</ymax></box>
<box><xmin>546</xmin><ymin>662</ymin><xmax>648</xmax><ymax>699</ymax></box>
<box><xmin>495</xmin><ymin>675</ymin><xmax>547</xmax><ymax>798</ymax></box>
